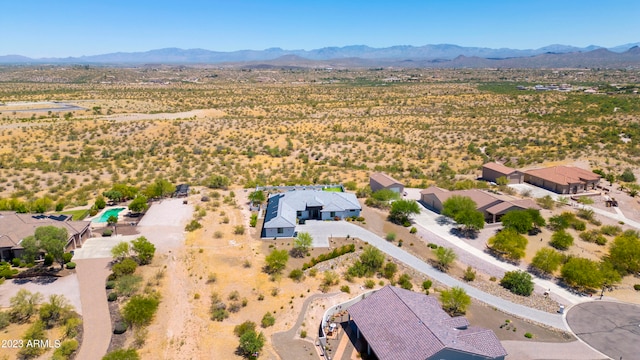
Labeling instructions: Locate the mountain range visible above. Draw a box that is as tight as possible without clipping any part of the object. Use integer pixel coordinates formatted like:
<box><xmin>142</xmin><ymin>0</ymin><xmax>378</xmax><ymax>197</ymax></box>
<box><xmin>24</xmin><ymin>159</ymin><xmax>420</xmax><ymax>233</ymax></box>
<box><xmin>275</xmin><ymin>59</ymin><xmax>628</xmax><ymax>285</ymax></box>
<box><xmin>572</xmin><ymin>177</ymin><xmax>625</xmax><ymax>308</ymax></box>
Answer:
<box><xmin>1</xmin><ymin>43</ymin><xmax>640</xmax><ymax>68</ymax></box>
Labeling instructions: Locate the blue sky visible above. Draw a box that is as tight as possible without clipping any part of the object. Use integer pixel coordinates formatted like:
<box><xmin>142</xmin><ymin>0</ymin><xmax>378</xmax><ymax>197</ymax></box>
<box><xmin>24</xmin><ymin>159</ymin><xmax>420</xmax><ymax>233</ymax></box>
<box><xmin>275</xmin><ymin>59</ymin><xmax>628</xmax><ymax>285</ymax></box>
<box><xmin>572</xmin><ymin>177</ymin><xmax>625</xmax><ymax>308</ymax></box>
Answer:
<box><xmin>1</xmin><ymin>0</ymin><xmax>638</xmax><ymax>57</ymax></box>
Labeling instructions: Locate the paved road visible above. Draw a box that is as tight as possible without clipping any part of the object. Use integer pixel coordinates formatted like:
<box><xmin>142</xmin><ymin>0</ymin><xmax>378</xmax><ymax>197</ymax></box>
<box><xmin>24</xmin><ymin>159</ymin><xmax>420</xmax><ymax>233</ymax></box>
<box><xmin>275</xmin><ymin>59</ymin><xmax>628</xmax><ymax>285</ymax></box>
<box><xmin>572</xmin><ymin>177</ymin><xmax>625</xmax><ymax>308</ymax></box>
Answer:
<box><xmin>566</xmin><ymin>301</ymin><xmax>640</xmax><ymax>360</ymax></box>
<box><xmin>304</xmin><ymin>221</ymin><xmax>568</xmax><ymax>330</ymax></box>
<box><xmin>74</xmin><ymin>258</ymin><xmax>112</xmax><ymax>360</ymax></box>
<box><xmin>502</xmin><ymin>340</ymin><xmax>607</xmax><ymax>360</ymax></box>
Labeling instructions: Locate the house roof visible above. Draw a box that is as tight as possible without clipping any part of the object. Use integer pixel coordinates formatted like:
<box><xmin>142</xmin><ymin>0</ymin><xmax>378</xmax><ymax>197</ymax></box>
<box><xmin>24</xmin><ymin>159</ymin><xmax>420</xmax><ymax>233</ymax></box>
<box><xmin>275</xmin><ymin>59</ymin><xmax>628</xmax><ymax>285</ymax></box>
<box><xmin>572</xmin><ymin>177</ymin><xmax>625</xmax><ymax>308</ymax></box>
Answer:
<box><xmin>370</xmin><ymin>172</ymin><xmax>403</xmax><ymax>188</ymax></box>
<box><xmin>348</xmin><ymin>286</ymin><xmax>506</xmax><ymax>360</ymax></box>
<box><xmin>486</xmin><ymin>199</ymin><xmax>540</xmax><ymax>215</ymax></box>
<box><xmin>0</xmin><ymin>211</ymin><xmax>90</xmax><ymax>249</ymax></box>
<box><xmin>263</xmin><ymin>190</ymin><xmax>361</xmax><ymax>229</ymax></box>
<box><xmin>483</xmin><ymin>162</ymin><xmax>517</xmax><ymax>176</ymax></box>
<box><xmin>420</xmin><ymin>186</ymin><xmax>500</xmax><ymax>209</ymax></box>
<box><xmin>525</xmin><ymin>166</ymin><xmax>600</xmax><ymax>186</ymax></box>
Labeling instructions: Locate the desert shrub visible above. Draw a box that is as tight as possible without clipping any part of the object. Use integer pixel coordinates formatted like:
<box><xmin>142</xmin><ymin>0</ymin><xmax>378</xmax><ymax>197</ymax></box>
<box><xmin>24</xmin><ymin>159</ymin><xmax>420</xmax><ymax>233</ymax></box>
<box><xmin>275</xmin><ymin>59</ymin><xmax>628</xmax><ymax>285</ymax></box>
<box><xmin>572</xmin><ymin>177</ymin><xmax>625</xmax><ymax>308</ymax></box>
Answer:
<box><xmin>301</xmin><ymin>244</ymin><xmax>355</xmax><ymax>270</ymax></box>
<box><xmin>9</xmin><ymin>289</ymin><xmax>43</xmax><ymax>323</ymax></box>
<box><xmin>108</xmin><ymin>292</ymin><xmax>118</xmax><ymax>302</ymax></box>
<box><xmin>234</xmin><ymin>225</ymin><xmax>245</xmax><ymax>235</ymax></box>
<box><xmin>385</xmin><ymin>232</ymin><xmax>396</xmax><ymax>241</ymax></box>
<box><xmin>123</xmin><ymin>295</ymin><xmax>160</xmax><ymax>327</ymax></box>
<box><xmin>131</xmin><ymin>236</ymin><xmax>155</xmax><ymax>265</ymax></box>
<box><xmin>579</xmin><ymin>230</ymin><xmax>607</xmax><ymax>245</ymax></box>
<box><xmin>210</xmin><ymin>292</ymin><xmax>228</xmax><ymax>321</ymax></box>
<box><xmin>62</xmin><ymin>252</ymin><xmax>73</xmax><ymax>264</ymax></box>
<box><xmin>364</xmin><ymin>279</ymin><xmax>376</xmax><ymax>289</ymax></box>
<box><xmin>64</xmin><ymin>316</ymin><xmax>82</xmax><ymax>338</ymax></box>
<box><xmin>44</xmin><ymin>254</ymin><xmax>54</xmax><ymax>266</ymax></box>
<box><xmin>300</xmin><ymin>329</ymin><xmax>307</xmax><ymax>338</ymax></box>
<box><xmin>112</xmin><ymin>258</ymin><xmax>137</xmax><ymax>277</ymax></box>
<box><xmin>234</xmin><ymin>321</ymin><xmax>257</xmax><ymax>337</ymax></box>
<box><xmin>600</xmin><ymin>225</ymin><xmax>622</xmax><ymax>236</ymax></box>
<box><xmin>289</xmin><ymin>269</ymin><xmax>304</xmax><ymax>282</ymax></box>
<box><xmin>185</xmin><ymin>220</ymin><xmax>202</xmax><ymax>232</ymax></box>
<box><xmin>52</xmin><ymin>339</ymin><xmax>79</xmax><ymax>359</ymax></box>
<box><xmin>0</xmin><ymin>311</ymin><xmax>10</xmax><ymax>329</ymax></box>
<box><xmin>524</xmin><ymin>332</ymin><xmax>533</xmax><ymax>339</ymax></box>
<box><xmin>463</xmin><ymin>266</ymin><xmax>476</xmax><ymax>282</ymax></box>
<box><xmin>397</xmin><ymin>274</ymin><xmax>413</xmax><ymax>290</ymax></box>
<box><xmin>550</xmin><ymin>230</ymin><xmax>574</xmax><ymax>250</ymax></box>
<box><xmin>238</xmin><ymin>330</ymin><xmax>265</xmax><ymax>358</ymax></box>
<box><xmin>228</xmin><ymin>302</ymin><xmax>242</xmax><ymax>313</ymax></box>
<box><xmin>261</xmin><ymin>312</ymin><xmax>276</xmax><ymax>328</ymax></box>
<box><xmin>577</xmin><ymin>208</ymin><xmax>595</xmax><ymax>221</ymax></box>
<box><xmin>500</xmin><ymin>271</ymin><xmax>534</xmax><ymax>296</ymax></box>
<box><xmin>536</xmin><ymin>195</ymin><xmax>555</xmax><ymax>209</ymax></box>
<box><xmin>113</xmin><ymin>321</ymin><xmax>128</xmax><ymax>334</ymax></box>
<box><xmin>0</xmin><ymin>262</ymin><xmax>18</xmax><ymax>279</ymax></box>
<box><xmin>422</xmin><ymin>280</ymin><xmax>432</xmax><ymax>294</ymax></box>
<box><xmin>102</xmin><ymin>349</ymin><xmax>139</xmax><ymax>360</ymax></box>
<box><xmin>19</xmin><ymin>320</ymin><xmax>47</xmax><ymax>358</ymax></box>
<box><xmin>207</xmin><ymin>273</ymin><xmax>217</xmax><ymax>284</ymax></box>
<box><xmin>249</xmin><ymin>213</ymin><xmax>258</xmax><ymax>227</ymax></box>
<box><xmin>65</xmin><ymin>262</ymin><xmax>76</xmax><ymax>269</ymax></box>
<box><xmin>321</xmin><ymin>271</ymin><xmax>340</xmax><ymax>292</ymax></box>
<box><xmin>440</xmin><ymin>287</ymin><xmax>470</xmax><ymax>315</ymax></box>
<box><xmin>340</xmin><ymin>285</ymin><xmax>351</xmax><ymax>293</ymax></box>
<box><xmin>106</xmin><ymin>280</ymin><xmax>116</xmax><ymax>289</ymax></box>
<box><xmin>39</xmin><ymin>294</ymin><xmax>73</xmax><ymax>328</ymax></box>
<box><xmin>634</xmin><ymin>284</ymin><xmax>640</xmax><ymax>291</ymax></box>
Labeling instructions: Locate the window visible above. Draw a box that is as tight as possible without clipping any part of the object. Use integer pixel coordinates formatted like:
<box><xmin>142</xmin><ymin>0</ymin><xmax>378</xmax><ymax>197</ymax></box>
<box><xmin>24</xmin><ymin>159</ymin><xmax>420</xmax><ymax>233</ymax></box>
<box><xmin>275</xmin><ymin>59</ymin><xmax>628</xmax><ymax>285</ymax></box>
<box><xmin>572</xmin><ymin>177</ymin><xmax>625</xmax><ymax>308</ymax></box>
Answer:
<box><xmin>277</xmin><ymin>228</ymin><xmax>283</xmax><ymax>234</ymax></box>
<box><xmin>330</xmin><ymin>212</ymin><xmax>336</xmax><ymax>217</ymax></box>
<box><xmin>297</xmin><ymin>211</ymin><xmax>302</xmax><ymax>217</ymax></box>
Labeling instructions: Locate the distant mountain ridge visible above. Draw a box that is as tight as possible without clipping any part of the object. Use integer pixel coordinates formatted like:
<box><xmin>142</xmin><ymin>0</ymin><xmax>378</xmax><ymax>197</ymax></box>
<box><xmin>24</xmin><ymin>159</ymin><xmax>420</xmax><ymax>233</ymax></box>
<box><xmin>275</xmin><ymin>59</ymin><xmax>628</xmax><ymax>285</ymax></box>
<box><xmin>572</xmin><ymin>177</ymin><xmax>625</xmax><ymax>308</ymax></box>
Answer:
<box><xmin>1</xmin><ymin>43</ymin><xmax>639</xmax><ymax>67</ymax></box>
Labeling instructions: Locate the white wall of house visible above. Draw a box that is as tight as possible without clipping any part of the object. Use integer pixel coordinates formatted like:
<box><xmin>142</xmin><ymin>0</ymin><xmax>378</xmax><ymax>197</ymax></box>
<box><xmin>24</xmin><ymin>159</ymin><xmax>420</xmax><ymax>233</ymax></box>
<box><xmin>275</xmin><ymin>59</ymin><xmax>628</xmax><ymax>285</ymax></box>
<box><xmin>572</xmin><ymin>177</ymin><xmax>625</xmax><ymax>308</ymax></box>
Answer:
<box><xmin>321</xmin><ymin>209</ymin><xmax>360</xmax><ymax>220</ymax></box>
<box><xmin>264</xmin><ymin>226</ymin><xmax>296</xmax><ymax>238</ymax></box>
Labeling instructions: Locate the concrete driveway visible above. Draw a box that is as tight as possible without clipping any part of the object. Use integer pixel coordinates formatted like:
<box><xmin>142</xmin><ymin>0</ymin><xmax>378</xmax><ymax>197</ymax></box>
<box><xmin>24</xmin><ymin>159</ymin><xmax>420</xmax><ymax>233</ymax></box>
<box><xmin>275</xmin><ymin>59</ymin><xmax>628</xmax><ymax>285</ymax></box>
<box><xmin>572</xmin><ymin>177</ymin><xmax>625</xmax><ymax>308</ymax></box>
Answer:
<box><xmin>566</xmin><ymin>301</ymin><xmax>640</xmax><ymax>360</ymax></box>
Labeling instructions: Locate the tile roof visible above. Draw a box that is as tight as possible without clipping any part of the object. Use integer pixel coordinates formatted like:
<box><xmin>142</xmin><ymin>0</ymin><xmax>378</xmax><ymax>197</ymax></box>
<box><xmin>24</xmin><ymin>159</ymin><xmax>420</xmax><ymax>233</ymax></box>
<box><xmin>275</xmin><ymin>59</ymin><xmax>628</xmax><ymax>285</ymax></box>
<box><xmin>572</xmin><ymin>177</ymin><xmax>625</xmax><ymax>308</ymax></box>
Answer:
<box><xmin>0</xmin><ymin>211</ymin><xmax>90</xmax><ymax>249</ymax></box>
<box><xmin>483</xmin><ymin>162</ymin><xmax>517</xmax><ymax>175</ymax></box>
<box><xmin>348</xmin><ymin>286</ymin><xmax>507</xmax><ymax>360</ymax></box>
<box><xmin>525</xmin><ymin>166</ymin><xmax>600</xmax><ymax>186</ymax></box>
<box><xmin>420</xmin><ymin>186</ymin><xmax>500</xmax><ymax>209</ymax></box>
<box><xmin>370</xmin><ymin>172</ymin><xmax>403</xmax><ymax>188</ymax></box>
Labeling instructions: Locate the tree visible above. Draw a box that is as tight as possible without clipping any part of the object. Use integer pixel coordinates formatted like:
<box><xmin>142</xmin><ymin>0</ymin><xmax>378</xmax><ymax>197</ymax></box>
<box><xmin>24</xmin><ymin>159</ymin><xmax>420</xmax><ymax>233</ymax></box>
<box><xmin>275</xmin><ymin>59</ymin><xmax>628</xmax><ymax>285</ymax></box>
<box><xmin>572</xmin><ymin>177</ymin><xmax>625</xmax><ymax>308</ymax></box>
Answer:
<box><xmin>37</xmin><ymin>226</ymin><xmax>68</xmax><ymax>269</ymax></box>
<box><xmin>20</xmin><ymin>235</ymin><xmax>40</xmax><ymax>264</ymax></box>
<box><xmin>500</xmin><ymin>270</ymin><xmax>534</xmax><ymax>296</ymax></box>
<box><xmin>19</xmin><ymin>320</ymin><xmax>47</xmax><ymax>358</ymax></box>
<box><xmin>607</xmin><ymin>231</ymin><xmax>640</xmax><ymax>275</ymax></box>
<box><xmin>441</xmin><ymin>195</ymin><xmax>485</xmax><ymax>232</ymax></box>
<box><xmin>291</xmin><ymin>232</ymin><xmax>312</xmax><ymax>258</ymax></box>
<box><xmin>103</xmin><ymin>190</ymin><xmax>123</xmax><ymax>203</ymax></box>
<box><xmin>128</xmin><ymin>195</ymin><xmax>149</xmax><ymax>213</ymax></box>
<box><xmin>530</xmin><ymin>248</ymin><xmax>564</xmax><ymax>275</ymax></box>
<box><xmin>501</xmin><ymin>210</ymin><xmax>534</xmax><ymax>234</ymax></box>
<box><xmin>131</xmin><ymin>236</ymin><xmax>156</xmax><ymax>265</ymax></box>
<box><xmin>487</xmin><ymin>229</ymin><xmax>527</xmax><ymax>261</ymax></box>
<box><xmin>440</xmin><ymin>286</ymin><xmax>471</xmax><ymax>315</ymax></box>
<box><xmin>434</xmin><ymin>246</ymin><xmax>457</xmax><ymax>272</ymax></box>
<box><xmin>107</xmin><ymin>215</ymin><xmax>118</xmax><ymax>226</ymax></box>
<box><xmin>111</xmin><ymin>241</ymin><xmax>131</xmax><ymax>260</ymax></box>
<box><xmin>95</xmin><ymin>195</ymin><xmax>106</xmax><ymax>209</ymax></box>
<box><xmin>264</xmin><ymin>249</ymin><xmax>288</xmax><ymax>274</ymax></box>
<box><xmin>382</xmin><ymin>262</ymin><xmax>398</xmax><ymax>280</ymax></box>
<box><xmin>388</xmin><ymin>199</ymin><xmax>421</xmax><ymax>224</ymax></box>
<box><xmin>248</xmin><ymin>190</ymin><xmax>266</xmax><ymax>206</ymax></box>
<box><xmin>620</xmin><ymin>168</ymin><xmax>636</xmax><ymax>183</ymax></box>
<box><xmin>238</xmin><ymin>330</ymin><xmax>265</xmax><ymax>357</ymax></box>
<box><xmin>205</xmin><ymin>174</ymin><xmax>230</xmax><ymax>189</ymax></box>
<box><xmin>39</xmin><ymin>294</ymin><xmax>72</xmax><ymax>328</ymax></box>
<box><xmin>561</xmin><ymin>257</ymin><xmax>603</xmax><ymax>291</ymax></box>
<box><xmin>234</xmin><ymin>321</ymin><xmax>257</xmax><ymax>337</ymax></box>
<box><xmin>145</xmin><ymin>178</ymin><xmax>175</xmax><ymax>199</ymax></box>
<box><xmin>10</xmin><ymin>289</ymin><xmax>43</xmax><ymax>323</ymax></box>
<box><xmin>122</xmin><ymin>295</ymin><xmax>160</xmax><ymax>327</ymax></box>
<box><xmin>550</xmin><ymin>230</ymin><xmax>574</xmax><ymax>250</ymax></box>
<box><xmin>359</xmin><ymin>246</ymin><xmax>385</xmax><ymax>275</ymax></box>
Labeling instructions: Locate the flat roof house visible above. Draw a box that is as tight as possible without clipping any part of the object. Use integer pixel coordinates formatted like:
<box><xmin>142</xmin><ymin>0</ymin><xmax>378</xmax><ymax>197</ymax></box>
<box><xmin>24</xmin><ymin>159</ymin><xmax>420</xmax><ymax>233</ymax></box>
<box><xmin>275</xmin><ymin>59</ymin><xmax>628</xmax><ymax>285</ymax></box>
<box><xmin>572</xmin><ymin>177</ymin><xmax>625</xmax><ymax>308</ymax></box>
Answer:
<box><xmin>0</xmin><ymin>212</ymin><xmax>91</xmax><ymax>261</ymax></box>
<box><xmin>262</xmin><ymin>190</ymin><xmax>361</xmax><ymax>238</ymax></box>
<box><xmin>348</xmin><ymin>285</ymin><xmax>507</xmax><ymax>360</ymax></box>
<box><xmin>524</xmin><ymin>166</ymin><xmax>600</xmax><ymax>194</ymax></box>
<box><xmin>369</xmin><ymin>172</ymin><xmax>404</xmax><ymax>193</ymax></box>
<box><xmin>482</xmin><ymin>162</ymin><xmax>523</xmax><ymax>184</ymax></box>
<box><xmin>420</xmin><ymin>186</ymin><xmax>539</xmax><ymax>223</ymax></box>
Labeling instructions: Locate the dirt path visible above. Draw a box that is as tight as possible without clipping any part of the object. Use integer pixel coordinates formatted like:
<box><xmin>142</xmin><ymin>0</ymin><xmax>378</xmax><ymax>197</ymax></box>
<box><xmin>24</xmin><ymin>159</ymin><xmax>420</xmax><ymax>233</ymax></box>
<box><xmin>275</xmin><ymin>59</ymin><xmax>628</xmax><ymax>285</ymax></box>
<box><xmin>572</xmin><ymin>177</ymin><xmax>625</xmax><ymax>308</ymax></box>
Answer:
<box><xmin>74</xmin><ymin>258</ymin><xmax>112</xmax><ymax>360</ymax></box>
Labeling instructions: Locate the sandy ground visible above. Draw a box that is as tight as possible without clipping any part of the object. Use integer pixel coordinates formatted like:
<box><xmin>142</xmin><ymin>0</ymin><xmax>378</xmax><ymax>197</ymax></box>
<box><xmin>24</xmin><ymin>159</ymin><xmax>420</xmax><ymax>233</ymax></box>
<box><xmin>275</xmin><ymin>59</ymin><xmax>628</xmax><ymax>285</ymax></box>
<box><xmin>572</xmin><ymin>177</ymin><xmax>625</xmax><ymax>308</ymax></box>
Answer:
<box><xmin>0</xmin><ymin>273</ymin><xmax>82</xmax><ymax>314</ymax></box>
<box><xmin>102</xmin><ymin>109</ymin><xmax>224</xmax><ymax>122</ymax></box>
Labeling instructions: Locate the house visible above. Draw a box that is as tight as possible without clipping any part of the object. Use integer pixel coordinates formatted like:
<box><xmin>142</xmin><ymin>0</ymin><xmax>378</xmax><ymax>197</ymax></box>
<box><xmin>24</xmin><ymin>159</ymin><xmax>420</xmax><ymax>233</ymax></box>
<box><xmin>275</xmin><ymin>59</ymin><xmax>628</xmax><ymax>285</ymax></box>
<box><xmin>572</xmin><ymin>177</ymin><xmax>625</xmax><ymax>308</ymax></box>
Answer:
<box><xmin>347</xmin><ymin>285</ymin><xmax>507</xmax><ymax>360</ymax></box>
<box><xmin>482</xmin><ymin>162</ymin><xmax>523</xmax><ymax>184</ymax></box>
<box><xmin>262</xmin><ymin>190</ymin><xmax>361</xmax><ymax>238</ymax></box>
<box><xmin>369</xmin><ymin>172</ymin><xmax>404</xmax><ymax>194</ymax></box>
<box><xmin>420</xmin><ymin>186</ymin><xmax>539</xmax><ymax>223</ymax></box>
<box><xmin>524</xmin><ymin>166</ymin><xmax>600</xmax><ymax>194</ymax></box>
<box><xmin>0</xmin><ymin>212</ymin><xmax>91</xmax><ymax>261</ymax></box>
<box><xmin>174</xmin><ymin>184</ymin><xmax>189</xmax><ymax>197</ymax></box>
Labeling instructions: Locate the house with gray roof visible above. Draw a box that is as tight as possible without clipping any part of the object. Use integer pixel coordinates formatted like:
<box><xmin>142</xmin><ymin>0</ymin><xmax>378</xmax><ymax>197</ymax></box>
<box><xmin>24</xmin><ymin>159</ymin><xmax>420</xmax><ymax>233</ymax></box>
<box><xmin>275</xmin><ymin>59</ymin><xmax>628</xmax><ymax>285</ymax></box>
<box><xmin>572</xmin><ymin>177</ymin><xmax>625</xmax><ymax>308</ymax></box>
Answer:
<box><xmin>348</xmin><ymin>285</ymin><xmax>507</xmax><ymax>360</ymax></box>
<box><xmin>261</xmin><ymin>190</ymin><xmax>361</xmax><ymax>238</ymax></box>
<box><xmin>0</xmin><ymin>211</ymin><xmax>91</xmax><ymax>261</ymax></box>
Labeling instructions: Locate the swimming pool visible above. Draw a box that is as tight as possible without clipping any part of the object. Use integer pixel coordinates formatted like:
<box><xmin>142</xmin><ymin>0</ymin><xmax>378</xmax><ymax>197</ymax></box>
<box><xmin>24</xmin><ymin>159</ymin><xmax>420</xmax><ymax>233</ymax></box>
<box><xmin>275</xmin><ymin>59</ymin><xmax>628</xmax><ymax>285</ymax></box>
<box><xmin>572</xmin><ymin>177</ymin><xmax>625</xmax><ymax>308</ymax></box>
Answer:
<box><xmin>92</xmin><ymin>207</ymin><xmax>126</xmax><ymax>223</ymax></box>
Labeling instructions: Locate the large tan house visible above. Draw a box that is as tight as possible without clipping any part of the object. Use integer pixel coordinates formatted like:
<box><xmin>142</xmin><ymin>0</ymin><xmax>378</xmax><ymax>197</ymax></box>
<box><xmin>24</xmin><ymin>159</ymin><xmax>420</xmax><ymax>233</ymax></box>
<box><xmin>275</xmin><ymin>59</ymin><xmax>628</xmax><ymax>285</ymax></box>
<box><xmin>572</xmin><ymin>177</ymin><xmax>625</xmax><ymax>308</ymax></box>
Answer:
<box><xmin>524</xmin><ymin>166</ymin><xmax>600</xmax><ymax>194</ymax></box>
<box><xmin>420</xmin><ymin>186</ymin><xmax>539</xmax><ymax>223</ymax></box>
<box><xmin>369</xmin><ymin>172</ymin><xmax>404</xmax><ymax>194</ymax></box>
<box><xmin>482</xmin><ymin>162</ymin><xmax>524</xmax><ymax>184</ymax></box>
<box><xmin>0</xmin><ymin>212</ymin><xmax>91</xmax><ymax>261</ymax></box>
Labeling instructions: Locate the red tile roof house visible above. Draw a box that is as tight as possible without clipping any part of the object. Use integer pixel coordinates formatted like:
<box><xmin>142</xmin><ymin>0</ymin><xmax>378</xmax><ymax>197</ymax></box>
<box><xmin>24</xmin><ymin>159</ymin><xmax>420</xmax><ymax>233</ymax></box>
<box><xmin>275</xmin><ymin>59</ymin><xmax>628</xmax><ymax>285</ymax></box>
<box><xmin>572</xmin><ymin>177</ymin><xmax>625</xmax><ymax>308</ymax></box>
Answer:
<box><xmin>420</xmin><ymin>186</ymin><xmax>539</xmax><ymax>223</ymax></box>
<box><xmin>0</xmin><ymin>212</ymin><xmax>91</xmax><ymax>262</ymax></box>
<box><xmin>347</xmin><ymin>285</ymin><xmax>507</xmax><ymax>360</ymax></box>
<box><xmin>524</xmin><ymin>166</ymin><xmax>601</xmax><ymax>194</ymax></box>
<box><xmin>481</xmin><ymin>162</ymin><xmax>524</xmax><ymax>184</ymax></box>
<box><xmin>370</xmin><ymin>172</ymin><xmax>404</xmax><ymax>194</ymax></box>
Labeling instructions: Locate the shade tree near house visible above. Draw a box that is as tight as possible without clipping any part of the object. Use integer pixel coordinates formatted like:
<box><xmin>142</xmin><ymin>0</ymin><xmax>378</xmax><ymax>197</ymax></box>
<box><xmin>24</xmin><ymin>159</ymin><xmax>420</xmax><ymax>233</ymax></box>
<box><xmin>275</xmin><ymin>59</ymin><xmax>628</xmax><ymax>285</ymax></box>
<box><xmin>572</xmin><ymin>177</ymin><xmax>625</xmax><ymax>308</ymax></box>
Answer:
<box><xmin>290</xmin><ymin>232</ymin><xmax>312</xmax><ymax>258</ymax></box>
<box><xmin>607</xmin><ymin>230</ymin><xmax>640</xmax><ymax>275</ymax></box>
<box><xmin>487</xmin><ymin>229</ymin><xmax>527</xmax><ymax>261</ymax></box>
<box><xmin>128</xmin><ymin>195</ymin><xmax>149</xmax><ymax>213</ymax></box>
<box><xmin>21</xmin><ymin>226</ymin><xmax>68</xmax><ymax>269</ymax></box>
<box><xmin>131</xmin><ymin>236</ymin><xmax>156</xmax><ymax>265</ymax></box>
<box><xmin>248</xmin><ymin>190</ymin><xmax>266</xmax><ymax>206</ymax></box>
<box><xmin>500</xmin><ymin>209</ymin><xmax>545</xmax><ymax>234</ymax></box>
<box><xmin>440</xmin><ymin>286</ymin><xmax>471</xmax><ymax>316</ymax></box>
<box><xmin>441</xmin><ymin>195</ymin><xmax>485</xmax><ymax>233</ymax></box>
<box><xmin>144</xmin><ymin>178</ymin><xmax>175</xmax><ymax>199</ymax></box>
<box><xmin>388</xmin><ymin>199</ymin><xmax>421</xmax><ymax>225</ymax></box>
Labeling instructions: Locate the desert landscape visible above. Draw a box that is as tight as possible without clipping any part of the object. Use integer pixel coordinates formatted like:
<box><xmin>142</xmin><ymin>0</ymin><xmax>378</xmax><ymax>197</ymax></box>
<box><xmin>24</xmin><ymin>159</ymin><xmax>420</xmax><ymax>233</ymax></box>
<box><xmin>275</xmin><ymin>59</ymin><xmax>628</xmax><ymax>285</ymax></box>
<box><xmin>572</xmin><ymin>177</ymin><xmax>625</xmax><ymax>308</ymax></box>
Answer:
<box><xmin>1</xmin><ymin>65</ymin><xmax>639</xmax><ymax>360</ymax></box>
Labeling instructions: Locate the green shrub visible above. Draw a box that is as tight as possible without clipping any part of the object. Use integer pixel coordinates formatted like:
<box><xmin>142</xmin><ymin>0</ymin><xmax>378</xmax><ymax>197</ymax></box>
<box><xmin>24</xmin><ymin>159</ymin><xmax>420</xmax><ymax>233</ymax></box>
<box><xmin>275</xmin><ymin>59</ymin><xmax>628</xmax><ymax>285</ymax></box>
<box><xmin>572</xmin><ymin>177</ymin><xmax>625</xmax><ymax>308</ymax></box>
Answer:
<box><xmin>116</xmin><ymin>275</ymin><xmax>142</xmax><ymax>297</ymax></box>
<box><xmin>428</xmin><ymin>243</ymin><xmax>438</xmax><ymax>249</ymax></box>
<box><xmin>288</xmin><ymin>269</ymin><xmax>304</xmax><ymax>282</ymax></box>
<box><xmin>0</xmin><ymin>311</ymin><xmax>10</xmax><ymax>330</ymax></box>
<box><xmin>106</xmin><ymin>280</ymin><xmax>116</xmax><ymax>289</ymax></box>
<box><xmin>364</xmin><ymin>279</ymin><xmax>376</xmax><ymax>289</ymax></box>
<box><xmin>422</xmin><ymin>280</ymin><xmax>432</xmax><ymax>294</ymax></box>
<box><xmin>385</xmin><ymin>232</ymin><xmax>396</xmax><ymax>241</ymax></box>
<box><xmin>44</xmin><ymin>254</ymin><xmax>54</xmax><ymax>266</ymax></box>
<box><xmin>107</xmin><ymin>292</ymin><xmax>118</xmax><ymax>302</ymax></box>
<box><xmin>261</xmin><ymin>312</ymin><xmax>276</xmax><ymax>328</ymax></box>
<box><xmin>550</xmin><ymin>230</ymin><xmax>574</xmax><ymax>250</ymax></box>
<box><xmin>0</xmin><ymin>262</ymin><xmax>18</xmax><ymax>279</ymax></box>
<box><xmin>102</xmin><ymin>348</ymin><xmax>139</xmax><ymax>360</ymax></box>
<box><xmin>52</xmin><ymin>339</ymin><xmax>78</xmax><ymax>359</ymax></box>
<box><xmin>600</xmin><ymin>225</ymin><xmax>622</xmax><ymax>236</ymax></box>
<box><xmin>340</xmin><ymin>285</ymin><xmax>350</xmax><ymax>293</ymax></box>
<box><xmin>463</xmin><ymin>266</ymin><xmax>476</xmax><ymax>282</ymax></box>
<box><xmin>524</xmin><ymin>332</ymin><xmax>533</xmax><ymax>339</ymax></box>
<box><xmin>500</xmin><ymin>271</ymin><xmax>534</xmax><ymax>296</ymax></box>
<box><xmin>301</xmin><ymin>244</ymin><xmax>355</xmax><ymax>270</ymax></box>
<box><xmin>112</xmin><ymin>258</ymin><xmax>138</xmax><ymax>277</ymax></box>
<box><xmin>62</xmin><ymin>252</ymin><xmax>73</xmax><ymax>264</ymax></box>
<box><xmin>234</xmin><ymin>321</ymin><xmax>257</xmax><ymax>337</ymax></box>
<box><xmin>123</xmin><ymin>295</ymin><xmax>160</xmax><ymax>327</ymax></box>
<box><xmin>249</xmin><ymin>213</ymin><xmax>258</xmax><ymax>227</ymax></box>
<box><xmin>634</xmin><ymin>284</ymin><xmax>640</xmax><ymax>291</ymax></box>
<box><xmin>185</xmin><ymin>220</ymin><xmax>202</xmax><ymax>232</ymax></box>
<box><xmin>12</xmin><ymin>258</ymin><xmax>21</xmax><ymax>267</ymax></box>
<box><xmin>61</xmin><ymin>261</ymin><xmax>75</xmax><ymax>270</ymax></box>
<box><xmin>113</xmin><ymin>321</ymin><xmax>128</xmax><ymax>334</ymax></box>
<box><xmin>409</xmin><ymin>227</ymin><xmax>417</xmax><ymax>234</ymax></box>
<box><xmin>300</xmin><ymin>329</ymin><xmax>307</xmax><ymax>338</ymax></box>
<box><xmin>398</xmin><ymin>274</ymin><xmax>413</xmax><ymax>290</ymax></box>
<box><xmin>102</xmin><ymin>229</ymin><xmax>113</xmax><ymax>236</ymax></box>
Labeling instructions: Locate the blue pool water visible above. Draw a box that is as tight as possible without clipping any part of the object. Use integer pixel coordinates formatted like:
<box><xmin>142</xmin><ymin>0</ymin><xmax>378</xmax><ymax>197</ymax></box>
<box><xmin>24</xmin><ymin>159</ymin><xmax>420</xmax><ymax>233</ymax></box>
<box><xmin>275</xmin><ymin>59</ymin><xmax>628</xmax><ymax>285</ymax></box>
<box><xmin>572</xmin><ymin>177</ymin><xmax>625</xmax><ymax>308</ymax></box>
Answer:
<box><xmin>93</xmin><ymin>207</ymin><xmax>125</xmax><ymax>223</ymax></box>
